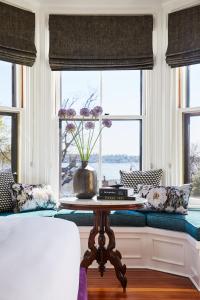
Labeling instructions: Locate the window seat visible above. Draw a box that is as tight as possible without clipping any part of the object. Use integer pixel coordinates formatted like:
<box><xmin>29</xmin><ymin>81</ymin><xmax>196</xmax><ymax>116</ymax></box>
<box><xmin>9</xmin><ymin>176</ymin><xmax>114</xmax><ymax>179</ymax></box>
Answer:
<box><xmin>1</xmin><ymin>208</ymin><xmax>200</xmax><ymax>241</ymax></box>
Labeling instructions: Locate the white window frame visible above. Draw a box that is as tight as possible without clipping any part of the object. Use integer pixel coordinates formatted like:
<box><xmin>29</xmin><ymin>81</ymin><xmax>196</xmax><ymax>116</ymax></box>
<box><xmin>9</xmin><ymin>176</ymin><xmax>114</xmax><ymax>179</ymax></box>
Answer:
<box><xmin>0</xmin><ymin>62</ymin><xmax>23</xmax><ymax>179</ymax></box>
<box><xmin>178</xmin><ymin>65</ymin><xmax>200</xmax><ymax>208</ymax></box>
<box><xmin>59</xmin><ymin>70</ymin><xmax>144</xmax><ymax>194</ymax></box>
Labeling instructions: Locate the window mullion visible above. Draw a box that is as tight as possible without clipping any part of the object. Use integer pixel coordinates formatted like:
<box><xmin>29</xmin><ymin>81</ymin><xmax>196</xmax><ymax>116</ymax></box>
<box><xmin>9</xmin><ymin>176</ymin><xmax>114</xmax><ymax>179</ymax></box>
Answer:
<box><xmin>186</xmin><ymin>66</ymin><xmax>190</xmax><ymax>108</ymax></box>
<box><xmin>183</xmin><ymin>113</ymin><xmax>190</xmax><ymax>183</ymax></box>
<box><xmin>101</xmin><ymin>115</ymin><xmax>143</xmax><ymax>120</ymax></box>
<box><xmin>12</xmin><ymin>64</ymin><xmax>16</xmax><ymax>107</ymax></box>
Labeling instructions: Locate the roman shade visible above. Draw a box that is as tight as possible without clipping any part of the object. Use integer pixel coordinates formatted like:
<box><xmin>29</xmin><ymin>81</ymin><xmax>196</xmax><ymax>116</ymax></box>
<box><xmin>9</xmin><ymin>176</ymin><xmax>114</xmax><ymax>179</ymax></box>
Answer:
<box><xmin>0</xmin><ymin>2</ymin><xmax>36</xmax><ymax>66</ymax></box>
<box><xmin>49</xmin><ymin>15</ymin><xmax>154</xmax><ymax>71</ymax></box>
<box><xmin>166</xmin><ymin>5</ymin><xmax>200</xmax><ymax>68</ymax></box>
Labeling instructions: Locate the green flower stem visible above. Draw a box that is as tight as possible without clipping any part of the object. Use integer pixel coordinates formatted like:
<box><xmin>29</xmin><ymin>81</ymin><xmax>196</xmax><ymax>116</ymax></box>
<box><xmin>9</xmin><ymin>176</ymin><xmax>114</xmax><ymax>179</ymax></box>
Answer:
<box><xmin>67</xmin><ymin>120</ymin><xmax>83</xmax><ymax>159</ymax></box>
<box><xmin>71</xmin><ymin>131</ymin><xmax>83</xmax><ymax>159</ymax></box>
<box><xmin>81</xmin><ymin>119</ymin><xmax>85</xmax><ymax>160</ymax></box>
<box><xmin>86</xmin><ymin>124</ymin><xmax>95</xmax><ymax>161</ymax></box>
<box><xmin>88</xmin><ymin>126</ymin><xmax>104</xmax><ymax>158</ymax></box>
<box><xmin>86</xmin><ymin>128</ymin><xmax>92</xmax><ymax>160</ymax></box>
<box><xmin>73</xmin><ymin>121</ymin><xmax>84</xmax><ymax>159</ymax></box>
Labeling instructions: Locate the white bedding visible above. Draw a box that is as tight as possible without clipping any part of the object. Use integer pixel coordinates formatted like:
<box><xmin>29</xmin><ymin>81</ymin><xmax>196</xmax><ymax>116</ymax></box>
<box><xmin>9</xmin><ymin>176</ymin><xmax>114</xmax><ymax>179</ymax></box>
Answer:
<box><xmin>0</xmin><ymin>217</ymin><xmax>80</xmax><ymax>300</ymax></box>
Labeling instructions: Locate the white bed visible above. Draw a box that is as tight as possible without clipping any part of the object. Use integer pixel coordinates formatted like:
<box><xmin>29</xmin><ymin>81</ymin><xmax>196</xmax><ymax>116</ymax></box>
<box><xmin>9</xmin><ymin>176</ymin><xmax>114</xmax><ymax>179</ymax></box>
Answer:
<box><xmin>0</xmin><ymin>217</ymin><xmax>80</xmax><ymax>300</ymax></box>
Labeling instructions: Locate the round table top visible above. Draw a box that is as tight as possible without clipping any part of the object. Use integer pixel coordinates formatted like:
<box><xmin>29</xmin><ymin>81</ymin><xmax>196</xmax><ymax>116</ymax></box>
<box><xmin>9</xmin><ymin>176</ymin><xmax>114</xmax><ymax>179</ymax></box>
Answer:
<box><xmin>59</xmin><ymin>197</ymin><xmax>147</xmax><ymax>211</ymax></box>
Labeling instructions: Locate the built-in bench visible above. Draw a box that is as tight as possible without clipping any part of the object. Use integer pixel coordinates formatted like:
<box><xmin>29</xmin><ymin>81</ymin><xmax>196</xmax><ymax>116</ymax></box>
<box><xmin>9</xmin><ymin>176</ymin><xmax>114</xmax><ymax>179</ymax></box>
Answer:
<box><xmin>1</xmin><ymin>208</ymin><xmax>200</xmax><ymax>290</ymax></box>
<box><xmin>1</xmin><ymin>209</ymin><xmax>200</xmax><ymax>240</ymax></box>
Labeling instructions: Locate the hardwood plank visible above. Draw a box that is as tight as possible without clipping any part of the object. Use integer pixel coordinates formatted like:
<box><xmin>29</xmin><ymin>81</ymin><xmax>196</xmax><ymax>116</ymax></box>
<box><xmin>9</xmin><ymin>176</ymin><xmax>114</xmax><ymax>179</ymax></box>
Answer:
<box><xmin>87</xmin><ymin>269</ymin><xmax>200</xmax><ymax>300</ymax></box>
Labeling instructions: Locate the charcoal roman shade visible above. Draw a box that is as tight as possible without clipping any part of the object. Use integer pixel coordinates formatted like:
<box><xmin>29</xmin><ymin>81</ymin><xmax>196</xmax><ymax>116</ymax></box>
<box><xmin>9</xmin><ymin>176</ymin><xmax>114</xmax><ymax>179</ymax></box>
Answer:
<box><xmin>49</xmin><ymin>15</ymin><xmax>154</xmax><ymax>71</ymax></box>
<box><xmin>166</xmin><ymin>5</ymin><xmax>200</xmax><ymax>68</ymax></box>
<box><xmin>0</xmin><ymin>2</ymin><xmax>36</xmax><ymax>66</ymax></box>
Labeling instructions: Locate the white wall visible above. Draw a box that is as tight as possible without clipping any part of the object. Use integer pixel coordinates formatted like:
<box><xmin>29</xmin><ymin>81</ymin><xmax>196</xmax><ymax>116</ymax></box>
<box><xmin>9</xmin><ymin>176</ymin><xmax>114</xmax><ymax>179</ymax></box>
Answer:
<box><xmin>3</xmin><ymin>0</ymin><xmax>199</xmax><ymax>197</ymax></box>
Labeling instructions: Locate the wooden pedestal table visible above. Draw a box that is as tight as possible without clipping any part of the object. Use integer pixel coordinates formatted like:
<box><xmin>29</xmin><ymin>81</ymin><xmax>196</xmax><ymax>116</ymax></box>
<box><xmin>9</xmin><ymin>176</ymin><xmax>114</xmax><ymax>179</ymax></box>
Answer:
<box><xmin>59</xmin><ymin>197</ymin><xmax>146</xmax><ymax>291</ymax></box>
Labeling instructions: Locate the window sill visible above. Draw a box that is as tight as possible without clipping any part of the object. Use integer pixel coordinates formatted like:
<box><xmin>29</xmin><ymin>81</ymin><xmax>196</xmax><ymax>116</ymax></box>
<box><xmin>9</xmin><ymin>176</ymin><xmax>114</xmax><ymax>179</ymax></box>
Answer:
<box><xmin>189</xmin><ymin>197</ymin><xmax>200</xmax><ymax>210</ymax></box>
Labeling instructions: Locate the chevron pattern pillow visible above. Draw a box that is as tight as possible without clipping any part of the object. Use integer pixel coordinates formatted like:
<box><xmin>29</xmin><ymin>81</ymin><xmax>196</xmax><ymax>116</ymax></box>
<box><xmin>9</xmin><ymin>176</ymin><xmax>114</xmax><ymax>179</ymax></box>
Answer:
<box><xmin>0</xmin><ymin>172</ymin><xmax>15</xmax><ymax>212</ymax></box>
<box><xmin>120</xmin><ymin>169</ymin><xmax>163</xmax><ymax>193</ymax></box>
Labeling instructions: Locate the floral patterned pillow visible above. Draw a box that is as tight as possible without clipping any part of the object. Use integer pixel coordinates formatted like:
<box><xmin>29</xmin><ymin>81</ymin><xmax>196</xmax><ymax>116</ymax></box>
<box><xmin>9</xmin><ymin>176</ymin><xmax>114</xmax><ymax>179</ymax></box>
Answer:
<box><xmin>10</xmin><ymin>183</ymin><xmax>56</xmax><ymax>213</ymax></box>
<box><xmin>138</xmin><ymin>184</ymin><xmax>192</xmax><ymax>214</ymax></box>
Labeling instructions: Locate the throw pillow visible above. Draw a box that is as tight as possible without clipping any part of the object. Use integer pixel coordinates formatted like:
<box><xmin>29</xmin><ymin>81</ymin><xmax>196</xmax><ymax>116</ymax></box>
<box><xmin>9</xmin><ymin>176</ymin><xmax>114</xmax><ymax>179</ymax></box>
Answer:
<box><xmin>0</xmin><ymin>172</ymin><xmax>15</xmax><ymax>212</ymax></box>
<box><xmin>138</xmin><ymin>184</ymin><xmax>192</xmax><ymax>214</ymax></box>
<box><xmin>10</xmin><ymin>183</ymin><xmax>56</xmax><ymax>212</ymax></box>
<box><xmin>120</xmin><ymin>169</ymin><xmax>163</xmax><ymax>193</ymax></box>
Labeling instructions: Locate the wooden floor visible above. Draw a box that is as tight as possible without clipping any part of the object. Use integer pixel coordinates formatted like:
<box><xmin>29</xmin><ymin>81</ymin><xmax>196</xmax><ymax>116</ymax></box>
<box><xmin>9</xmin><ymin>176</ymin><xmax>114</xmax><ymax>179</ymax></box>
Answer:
<box><xmin>87</xmin><ymin>268</ymin><xmax>200</xmax><ymax>300</ymax></box>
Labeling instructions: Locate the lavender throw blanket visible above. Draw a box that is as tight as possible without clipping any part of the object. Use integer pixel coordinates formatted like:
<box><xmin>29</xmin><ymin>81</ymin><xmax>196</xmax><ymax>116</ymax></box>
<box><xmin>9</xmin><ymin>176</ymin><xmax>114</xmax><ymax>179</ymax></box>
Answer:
<box><xmin>78</xmin><ymin>268</ymin><xmax>88</xmax><ymax>300</ymax></box>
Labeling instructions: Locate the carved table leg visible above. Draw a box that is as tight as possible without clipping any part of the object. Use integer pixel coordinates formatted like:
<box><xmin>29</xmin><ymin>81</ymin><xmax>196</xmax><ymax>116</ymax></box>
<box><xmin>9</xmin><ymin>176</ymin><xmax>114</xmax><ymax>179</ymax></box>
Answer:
<box><xmin>81</xmin><ymin>210</ymin><xmax>127</xmax><ymax>291</ymax></box>
<box><xmin>80</xmin><ymin>211</ymin><xmax>99</xmax><ymax>269</ymax></box>
<box><xmin>96</xmin><ymin>211</ymin><xmax>107</xmax><ymax>277</ymax></box>
<box><xmin>105</xmin><ymin>211</ymin><xmax>127</xmax><ymax>291</ymax></box>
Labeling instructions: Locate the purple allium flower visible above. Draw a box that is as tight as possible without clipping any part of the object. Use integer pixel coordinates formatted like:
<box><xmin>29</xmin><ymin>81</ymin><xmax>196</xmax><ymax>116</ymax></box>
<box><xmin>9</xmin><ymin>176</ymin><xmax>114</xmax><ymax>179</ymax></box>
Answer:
<box><xmin>90</xmin><ymin>106</ymin><xmax>103</xmax><ymax>117</ymax></box>
<box><xmin>102</xmin><ymin>119</ymin><xmax>112</xmax><ymax>128</ymax></box>
<box><xmin>85</xmin><ymin>121</ymin><xmax>95</xmax><ymax>130</ymax></box>
<box><xmin>66</xmin><ymin>123</ymin><xmax>76</xmax><ymax>133</ymax></box>
<box><xmin>80</xmin><ymin>107</ymin><xmax>90</xmax><ymax>117</ymax></box>
<box><xmin>66</xmin><ymin>108</ymin><xmax>76</xmax><ymax>118</ymax></box>
<box><xmin>58</xmin><ymin>108</ymin><xmax>67</xmax><ymax>118</ymax></box>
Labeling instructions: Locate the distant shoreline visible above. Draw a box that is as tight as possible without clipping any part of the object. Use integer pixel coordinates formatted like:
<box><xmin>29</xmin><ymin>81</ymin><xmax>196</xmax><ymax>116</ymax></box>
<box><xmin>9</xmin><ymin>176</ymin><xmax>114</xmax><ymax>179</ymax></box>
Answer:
<box><xmin>63</xmin><ymin>154</ymin><xmax>139</xmax><ymax>164</ymax></box>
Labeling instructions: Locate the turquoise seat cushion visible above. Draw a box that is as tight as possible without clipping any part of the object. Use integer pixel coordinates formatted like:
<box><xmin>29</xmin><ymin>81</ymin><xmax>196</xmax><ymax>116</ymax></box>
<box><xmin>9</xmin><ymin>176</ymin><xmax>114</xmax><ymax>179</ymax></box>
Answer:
<box><xmin>183</xmin><ymin>210</ymin><xmax>200</xmax><ymax>241</ymax></box>
<box><xmin>0</xmin><ymin>209</ymin><xmax>57</xmax><ymax>218</ymax></box>
<box><xmin>111</xmin><ymin>210</ymin><xmax>146</xmax><ymax>227</ymax></box>
<box><xmin>146</xmin><ymin>210</ymin><xmax>200</xmax><ymax>241</ymax></box>
<box><xmin>146</xmin><ymin>212</ymin><xmax>186</xmax><ymax>232</ymax></box>
<box><xmin>0</xmin><ymin>211</ymin><xmax>14</xmax><ymax>217</ymax></box>
<box><xmin>55</xmin><ymin>209</ymin><xmax>146</xmax><ymax>227</ymax></box>
<box><xmin>55</xmin><ymin>210</ymin><xmax>94</xmax><ymax>226</ymax></box>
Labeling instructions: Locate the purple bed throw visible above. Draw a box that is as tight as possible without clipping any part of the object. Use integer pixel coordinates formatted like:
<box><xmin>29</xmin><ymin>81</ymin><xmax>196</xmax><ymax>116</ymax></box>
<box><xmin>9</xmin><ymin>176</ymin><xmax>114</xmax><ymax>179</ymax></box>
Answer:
<box><xmin>77</xmin><ymin>268</ymin><xmax>88</xmax><ymax>300</ymax></box>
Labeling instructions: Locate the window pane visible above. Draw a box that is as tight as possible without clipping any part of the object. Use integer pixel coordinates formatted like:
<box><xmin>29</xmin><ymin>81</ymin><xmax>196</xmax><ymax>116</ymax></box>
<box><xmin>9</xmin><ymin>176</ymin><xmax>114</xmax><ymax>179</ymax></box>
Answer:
<box><xmin>186</xmin><ymin>116</ymin><xmax>200</xmax><ymax>198</ymax></box>
<box><xmin>188</xmin><ymin>64</ymin><xmax>200</xmax><ymax>108</ymax></box>
<box><xmin>102</xmin><ymin>70</ymin><xmax>141</xmax><ymax>115</ymax></box>
<box><xmin>0</xmin><ymin>61</ymin><xmax>13</xmax><ymax>107</ymax></box>
<box><xmin>101</xmin><ymin>120</ymin><xmax>141</xmax><ymax>185</ymax></box>
<box><xmin>59</xmin><ymin>70</ymin><xmax>143</xmax><ymax>195</ymax></box>
<box><xmin>0</xmin><ymin>115</ymin><xmax>12</xmax><ymax>171</ymax></box>
<box><xmin>60</xmin><ymin>120</ymin><xmax>99</xmax><ymax>197</ymax></box>
<box><xmin>61</xmin><ymin>71</ymin><xmax>100</xmax><ymax>112</ymax></box>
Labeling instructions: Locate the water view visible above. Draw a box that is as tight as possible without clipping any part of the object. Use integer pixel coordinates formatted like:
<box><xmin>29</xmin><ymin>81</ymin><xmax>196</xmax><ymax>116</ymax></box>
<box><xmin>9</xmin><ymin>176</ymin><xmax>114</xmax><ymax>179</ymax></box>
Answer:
<box><xmin>60</xmin><ymin>159</ymin><xmax>139</xmax><ymax>196</ymax></box>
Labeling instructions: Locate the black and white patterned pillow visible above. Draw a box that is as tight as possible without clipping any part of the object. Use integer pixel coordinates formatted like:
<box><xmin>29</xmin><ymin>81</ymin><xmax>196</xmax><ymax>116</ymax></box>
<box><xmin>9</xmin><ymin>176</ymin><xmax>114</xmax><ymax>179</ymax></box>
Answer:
<box><xmin>138</xmin><ymin>184</ymin><xmax>192</xmax><ymax>214</ymax></box>
<box><xmin>10</xmin><ymin>183</ymin><xmax>56</xmax><ymax>213</ymax></box>
<box><xmin>120</xmin><ymin>169</ymin><xmax>163</xmax><ymax>193</ymax></box>
<box><xmin>0</xmin><ymin>172</ymin><xmax>15</xmax><ymax>212</ymax></box>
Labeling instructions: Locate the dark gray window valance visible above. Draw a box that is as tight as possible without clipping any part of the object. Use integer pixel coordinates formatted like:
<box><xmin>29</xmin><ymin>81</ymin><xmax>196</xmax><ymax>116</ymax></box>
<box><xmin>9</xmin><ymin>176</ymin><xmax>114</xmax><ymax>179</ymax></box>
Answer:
<box><xmin>166</xmin><ymin>5</ymin><xmax>200</xmax><ymax>68</ymax></box>
<box><xmin>49</xmin><ymin>15</ymin><xmax>154</xmax><ymax>71</ymax></box>
<box><xmin>0</xmin><ymin>2</ymin><xmax>36</xmax><ymax>66</ymax></box>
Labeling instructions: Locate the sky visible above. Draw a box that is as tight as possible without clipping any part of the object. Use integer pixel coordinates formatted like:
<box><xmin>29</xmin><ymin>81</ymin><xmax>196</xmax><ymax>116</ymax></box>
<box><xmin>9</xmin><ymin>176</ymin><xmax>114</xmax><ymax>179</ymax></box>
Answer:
<box><xmin>190</xmin><ymin>64</ymin><xmax>200</xmax><ymax>108</ymax></box>
<box><xmin>61</xmin><ymin>70</ymin><xmax>141</xmax><ymax>156</ymax></box>
<box><xmin>0</xmin><ymin>61</ymin><xmax>12</xmax><ymax>107</ymax></box>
